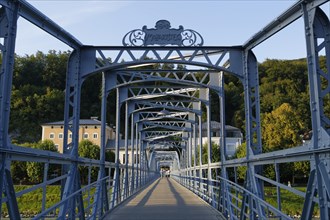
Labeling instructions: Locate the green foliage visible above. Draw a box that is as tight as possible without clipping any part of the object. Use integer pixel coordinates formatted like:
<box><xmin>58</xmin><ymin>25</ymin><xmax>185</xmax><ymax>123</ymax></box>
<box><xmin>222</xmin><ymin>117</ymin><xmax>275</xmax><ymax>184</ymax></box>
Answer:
<box><xmin>259</xmin><ymin>58</ymin><xmax>311</xmax><ymax>129</ymax></box>
<box><xmin>81</xmin><ymin>73</ymin><xmax>102</xmax><ymax>120</ymax></box>
<box><xmin>264</xmin><ymin>186</ymin><xmax>319</xmax><ymax>217</ymax></box>
<box><xmin>1</xmin><ymin>185</ymin><xmax>315</xmax><ymax>218</ymax></box>
<box><xmin>11</xmin><ymin>142</ymin><xmax>34</xmax><ymax>184</ymax></box>
<box><xmin>233</xmin><ymin>142</ymin><xmax>309</xmax><ymax>182</ymax></box>
<box><xmin>293</xmin><ymin>161</ymin><xmax>310</xmax><ymax>182</ymax></box>
<box><xmin>78</xmin><ymin>140</ymin><xmax>100</xmax><ymax>184</ymax></box>
<box><xmin>26</xmin><ymin>140</ymin><xmax>59</xmax><ymax>184</ymax></box>
<box><xmin>0</xmin><ymin>185</ymin><xmax>96</xmax><ymax>217</ymax></box>
<box><xmin>10</xmin><ymin>51</ymin><xmax>69</xmax><ymax>143</ymax></box>
<box><xmin>224</xmin><ymin>74</ymin><xmax>244</xmax><ymax>128</ymax></box>
<box><xmin>8</xmin><ymin>51</ymin><xmax>328</xmax><ymax>186</ymax></box>
<box><xmin>10</xmin><ymin>51</ymin><xmax>326</xmax><ymax>149</ymax></box>
<box><xmin>261</xmin><ymin>103</ymin><xmax>304</xmax><ymax>151</ymax></box>
<box><xmin>79</xmin><ymin>140</ymin><xmax>100</xmax><ymax>159</ymax></box>
<box><xmin>106</xmin><ymin>150</ymin><xmax>115</xmax><ymax>162</ymax></box>
<box><xmin>233</xmin><ymin>143</ymin><xmax>247</xmax><ymax>181</ymax></box>
<box><xmin>11</xmin><ymin>160</ymin><xmax>28</xmax><ymax>184</ymax></box>
<box><xmin>197</xmin><ymin>142</ymin><xmax>221</xmax><ymax>164</ymax></box>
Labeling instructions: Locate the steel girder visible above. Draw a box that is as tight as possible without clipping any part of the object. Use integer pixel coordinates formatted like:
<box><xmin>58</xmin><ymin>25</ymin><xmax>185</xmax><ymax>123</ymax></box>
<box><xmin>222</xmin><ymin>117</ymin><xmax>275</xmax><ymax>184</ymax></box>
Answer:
<box><xmin>138</xmin><ymin>112</ymin><xmax>192</xmax><ymax>122</ymax></box>
<box><xmin>0</xmin><ymin>2</ymin><xmax>20</xmax><ymax>219</ymax></box>
<box><xmin>150</xmin><ymin>151</ymin><xmax>181</xmax><ymax>171</ymax></box>
<box><xmin>243</xmin><ymin>0</ymin><xmax>328</xmax><ymax>50</ymax></box>
<box><xmin>1</xmin><ymin>0</ymin><xmax>330</xmax><ymax>219</ymax></box>
<box><xmin>115</xmin><ymin>73</ymin><xmax>208</xmax><ymax>199</ymax></box>
<box><xmin>104</xmin><ymin>77</ymin><xmax>204</xmax><ymax>210</ymax></box>
<box><xmin>0</xmin><ymin>0</ymin><xmax>82</xmax><ymax>49</ymax></box>
<box><xmin>125</xmin><ymin>87</ymin><xmax>204</xmax><ymax>102</ymax></box>
<box><xmin>90</xmin><ymin>46</ymin><xmax>243</xmax><ymax>79</ymax></box>
<box><xmin>142</xmin><ymin>121</ymin><xmax>193</xmax><ymax>132</ymax></box>
<box><xmin>301</xmin><ymin>4</ymin><xmax>330</xmax><ymax>219</ymax></box>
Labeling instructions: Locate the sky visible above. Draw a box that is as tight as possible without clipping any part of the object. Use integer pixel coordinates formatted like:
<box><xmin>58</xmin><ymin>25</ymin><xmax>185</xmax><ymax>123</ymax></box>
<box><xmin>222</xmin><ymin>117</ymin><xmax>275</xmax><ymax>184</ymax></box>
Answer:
<box><xmin>15</xmin><ymin>0</ymin><xmax>330</xmax><ymax>62</ymax></box>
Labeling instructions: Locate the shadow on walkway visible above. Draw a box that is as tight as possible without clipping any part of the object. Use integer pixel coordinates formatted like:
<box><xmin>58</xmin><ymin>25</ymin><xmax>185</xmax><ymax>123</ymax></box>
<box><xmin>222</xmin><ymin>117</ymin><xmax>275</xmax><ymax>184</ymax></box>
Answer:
<box><xmin>106</xmin><ymin>178</ymin><xmax>224</xmax><ymax>220</ymax></box>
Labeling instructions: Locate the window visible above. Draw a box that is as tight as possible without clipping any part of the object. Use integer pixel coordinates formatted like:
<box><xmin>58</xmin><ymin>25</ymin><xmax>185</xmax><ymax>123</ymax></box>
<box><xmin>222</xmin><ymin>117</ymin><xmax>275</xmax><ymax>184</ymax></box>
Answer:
<box><xmin>55</xmin><ymin>144</ymin><xmax>59</xmax><ymax>151</ymax></box>
<box><xmin>134</xmin><ymin>154</ymin><xmax>140</xmax><ymax>163</ymax></box>
<box><xmin>93</xmin><ymin>133</ymin><xmax>98</xmax><ymax>139</ymax></box>
<box><xmin>122</xmin><ymin>154</ymin><xmax>129</xmax><ymax>164</ymax></box>
<box><xmin>83</xmin><ymin>133</ymin><xmax>89</xmax><ymax>139</ymax></box>
<box><xmin>58</xmin><ymin>133</ymin><xmax>63</xmax><ymax>139</ymax></box>
<box><xmin>226</xmin><ymin>131</ymin><xmax>241</xmax><ymax>138</ymax></box>
<box><xmin>226</xmin><ymin>131</ymin><xmax>234</xmax><ymax>137</ymax></box>
<box><xmin>69</xmin><ymin>133</ymin><xmax>72</xmax><ymax>139</ymax></box>
<box><xmin>49</xmin><ymin>133</ymin><xmax>55</xmax><ymax>139</ymax></box>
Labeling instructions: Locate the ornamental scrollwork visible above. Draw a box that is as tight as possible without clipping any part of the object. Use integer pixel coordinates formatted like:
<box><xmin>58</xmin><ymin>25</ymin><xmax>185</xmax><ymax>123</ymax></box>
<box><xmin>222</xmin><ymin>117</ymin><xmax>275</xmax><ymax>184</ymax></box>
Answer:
<box><xmin>122</xmin><ymin>29</ymin><xmax>145</xmax><ymax>46</ymax></box>
<box><xmin>122</xmin><ymin>20</ymin><xmax>204</xmax><ymax>46</ymax></box>
<box><xmin>181</xmin><ymin>29</ymin><xmax>204</xmax><ymax>47</ymax></box>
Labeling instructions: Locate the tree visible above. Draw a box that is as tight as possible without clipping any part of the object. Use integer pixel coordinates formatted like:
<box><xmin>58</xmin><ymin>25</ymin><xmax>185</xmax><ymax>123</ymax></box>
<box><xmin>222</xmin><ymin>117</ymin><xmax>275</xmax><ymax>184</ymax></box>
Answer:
<box><xmin>200</xmin><ymin>142</ymin><xmax>221</xmax><ymax>164</ymax></box>
<box><xmin>259</xmin><ymin>58</ymin><xmax>311</xmax><ymax>129</ymax></box>
<box><xmin>78</xmin><ymin>140</ymin><xmax>100</xmax><ymax>184</ymax></box>
<box><xmin>10</xmin><ymin>51</ymin><xmax>69</xmax><ymax>143</ymax></box>
<box><xmin>106</xmin><ymin>150</ymin><xmax>115</xmax><ymax>162</ymax></box>
<box><xmin>26</xmin><ymin>140</ymin><xmax>58</xmax><ymax>184</ymax></box>
<box><xmin>261</xmin><ymin>103</ymin><xmax>304</xmax><ymax>152</ymax></box>
<box><xmin>10</xmin><ymin>143</ymin><xmax>33</xmax><ymax>184</ymax></box>
<box><xmin>233</xmin><ymin>143</ymin><xmax>247</xmax><ymax>181</ymax></box>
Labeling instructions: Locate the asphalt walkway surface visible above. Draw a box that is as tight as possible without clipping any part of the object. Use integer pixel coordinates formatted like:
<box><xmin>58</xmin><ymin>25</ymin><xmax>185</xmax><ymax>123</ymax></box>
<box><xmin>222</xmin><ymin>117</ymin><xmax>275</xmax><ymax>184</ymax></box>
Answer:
<box><xmin>106</xmin><ymin>177</ymin><xmax>224</xmax><ymax>220</ymax></box>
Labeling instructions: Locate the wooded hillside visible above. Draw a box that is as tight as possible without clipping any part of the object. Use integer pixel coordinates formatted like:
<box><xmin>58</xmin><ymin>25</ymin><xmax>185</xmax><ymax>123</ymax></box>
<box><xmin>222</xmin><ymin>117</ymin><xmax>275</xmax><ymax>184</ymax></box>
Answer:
<box><xmin>9</xmin><ymin>51</ymin><xmax>329</xmax><ymax>149</ymax></box>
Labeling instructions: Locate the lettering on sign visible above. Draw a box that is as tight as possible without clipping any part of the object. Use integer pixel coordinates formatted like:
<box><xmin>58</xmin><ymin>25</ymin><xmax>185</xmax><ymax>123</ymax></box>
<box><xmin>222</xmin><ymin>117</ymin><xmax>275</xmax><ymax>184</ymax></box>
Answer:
<box><xmin>123</xmin><ymin>20</ymin><xmax>203</xmax><ymax>46</ymax></box>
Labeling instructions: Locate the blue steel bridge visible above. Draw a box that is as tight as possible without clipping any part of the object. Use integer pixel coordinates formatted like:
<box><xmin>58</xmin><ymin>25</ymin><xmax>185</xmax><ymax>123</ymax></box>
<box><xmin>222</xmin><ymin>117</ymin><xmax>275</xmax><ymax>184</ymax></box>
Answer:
<box><xmin>1</xmin><ymin>0</ymin><xmax>330</xmax><ymax>219</ymax></box>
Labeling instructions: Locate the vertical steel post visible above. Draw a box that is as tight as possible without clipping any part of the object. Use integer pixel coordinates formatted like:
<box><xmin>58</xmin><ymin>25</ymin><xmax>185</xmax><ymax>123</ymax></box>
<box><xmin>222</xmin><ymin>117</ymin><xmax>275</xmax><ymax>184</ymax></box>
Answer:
<box><xmin>241</xmin><ymin>49</ymin><xmax>264</xmax><ymax>219</ymax></box>
<box><xmin>138</xmin><ymin>130</ymin><xmax>143</xmax><ymax>187</ymax></box>
<box><xmin>123</xmin><ymin>101</ymin><xmax>129</xmax><ymax>199</ymax></box>
<box><xmin>130</xmin><ymin>110</ymin><xmax>136</xmax><ymax>194</ymax></box>
<box><xmin>135</xmin><ymin>124</ymin><xmax>140</xmax><ymax>189</ymax></box>
<box><xmin>193</xmin><ymin>123</ymin><xmax>198</xmax><ymax>193</ymax></box>
<box><xmin>217</xmin><ymin>71</ymin><xmax>233</xmax><ymax>217</ymax></box>
<box><xmin>92</xmin><ymin>72</ymin><xmax>111</xmax><ymax>218</ymax></box>
<box><xmin>302</xmin><ymin>5</ymin><xmax>330</xmax><ymax>219</ymax></box>
<box><xmin>0</xmin><ymin>2</ymin><xmax>20</xmax><ymax>219</ymax></box>
<box><xmin>59</xmin><ymin>49</ymin><xmax>84</xmax><ymax>219</ymax></box>
<box><xmin>198</xmin><ymin>107</ymin><xmax>203</xmax><ymax>197</ymax></box>
<box><xmin>41</xmin><ymin>163</ymin><xmax>49</xmax><ymax>220</ymax></box>
<box><xmin>275</xmin><ymin>163</ymin><xmax>281</xmax><ymax>212</ymax></box>
<box><xmin>188</xmin><ymin>132</ymin><xmax>192</xmax><ymax>190</ymax></box>
<box><xmin>111</xmin><ymin>88</ymin><xmax>122</xmax><ymax>208</ymax></box>
<box><xmin>206</xmin><ymin>89</ymin><xmax>213</xmax><ymax>204</ymax></box>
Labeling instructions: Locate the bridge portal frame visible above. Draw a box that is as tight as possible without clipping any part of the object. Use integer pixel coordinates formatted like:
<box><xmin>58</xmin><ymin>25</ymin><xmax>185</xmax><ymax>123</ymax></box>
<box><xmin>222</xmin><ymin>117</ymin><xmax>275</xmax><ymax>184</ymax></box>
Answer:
<box><xmin>0</xmin><ymin>0</ymin><xmax>329</xmax><ymax>219</ymax></box>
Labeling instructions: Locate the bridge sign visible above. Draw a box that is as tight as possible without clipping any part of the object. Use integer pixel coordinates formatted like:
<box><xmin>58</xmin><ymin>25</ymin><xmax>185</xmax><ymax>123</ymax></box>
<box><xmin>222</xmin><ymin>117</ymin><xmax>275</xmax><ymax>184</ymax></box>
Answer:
<box><xmin>123</xmin><ymin>20</ymin><xmax>204</xmax><ymax>46</ymax></box>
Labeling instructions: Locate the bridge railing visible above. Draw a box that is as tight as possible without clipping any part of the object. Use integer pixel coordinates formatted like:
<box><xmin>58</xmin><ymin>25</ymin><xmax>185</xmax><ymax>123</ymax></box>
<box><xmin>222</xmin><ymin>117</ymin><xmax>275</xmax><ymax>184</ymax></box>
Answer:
<box><xmin>171</xmin><ymin>160</ymin><xmax>309</xmax><ymax>220</ymax></box>
<box><xmin>0</xmin><ymin>144</ymin><xmax>156</xmax><ymax>219</ymax></box>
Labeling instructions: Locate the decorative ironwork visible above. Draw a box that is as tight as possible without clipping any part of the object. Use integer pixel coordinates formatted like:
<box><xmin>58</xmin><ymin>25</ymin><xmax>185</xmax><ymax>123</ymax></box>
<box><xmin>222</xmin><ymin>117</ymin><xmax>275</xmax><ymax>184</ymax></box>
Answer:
<box><xmin>123</xmin><ymin>20</ymin><xmax>204</xmax><ymax>46</ymax></box>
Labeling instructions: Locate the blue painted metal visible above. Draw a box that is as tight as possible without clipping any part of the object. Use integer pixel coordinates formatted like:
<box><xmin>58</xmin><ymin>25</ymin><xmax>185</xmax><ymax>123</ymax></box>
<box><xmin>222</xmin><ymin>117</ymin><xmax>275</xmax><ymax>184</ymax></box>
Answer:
<box><xmin>0</xmin><ymin>1</ymin><xmax>330</xmax><ymax>219</ymax></box>
<box><xmin>0</xmin><ymin>2</ymin><xmax>20</xmax><ymax>219</ymax></box>
<box><xmin>123</xmin><ymin>20</ymin><xmax>203</xmax><ymax>46</ymax></box>
<box><xmin>302</xmin><ymin>4</ymin><xmax>330</xmax><ymax>219</ymax></box>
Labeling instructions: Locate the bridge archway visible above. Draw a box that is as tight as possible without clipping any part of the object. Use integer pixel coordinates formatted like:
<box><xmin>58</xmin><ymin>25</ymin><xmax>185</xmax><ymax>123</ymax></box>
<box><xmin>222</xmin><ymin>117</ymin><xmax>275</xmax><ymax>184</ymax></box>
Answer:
<box><xmin>0</xmin><ymin>1</ymin><xmax>329</xmax><ymax>220</ymax></box>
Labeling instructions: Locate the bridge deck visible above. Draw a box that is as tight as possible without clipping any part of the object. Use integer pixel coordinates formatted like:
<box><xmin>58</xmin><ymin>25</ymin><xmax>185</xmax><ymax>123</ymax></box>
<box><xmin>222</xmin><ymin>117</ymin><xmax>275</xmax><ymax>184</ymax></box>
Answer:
<box><xmin>106</xmin><ymin>177</ymin><xmax>224</xmax><ymax>220</ymax></box>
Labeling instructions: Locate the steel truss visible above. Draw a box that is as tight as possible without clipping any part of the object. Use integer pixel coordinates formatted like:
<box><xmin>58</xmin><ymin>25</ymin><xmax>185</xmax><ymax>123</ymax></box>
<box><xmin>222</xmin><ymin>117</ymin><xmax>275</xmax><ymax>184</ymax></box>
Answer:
<box><xmin>0</xmin><ymin>0</ymin><xmax>329</xmax><ymax>220</ymax></box>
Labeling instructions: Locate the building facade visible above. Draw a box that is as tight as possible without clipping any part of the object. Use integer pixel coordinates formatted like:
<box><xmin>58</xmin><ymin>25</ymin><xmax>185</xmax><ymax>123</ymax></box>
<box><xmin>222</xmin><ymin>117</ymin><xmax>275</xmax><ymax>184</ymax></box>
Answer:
<box><xmin>200</xmin><ymin>121</ymin><xmax>243</xmax><ymax>157</ymax></box>
<box><xmin>41</xmin><ymin>117</ymin><xmax>115</xmax><ymax>153</ymax></box>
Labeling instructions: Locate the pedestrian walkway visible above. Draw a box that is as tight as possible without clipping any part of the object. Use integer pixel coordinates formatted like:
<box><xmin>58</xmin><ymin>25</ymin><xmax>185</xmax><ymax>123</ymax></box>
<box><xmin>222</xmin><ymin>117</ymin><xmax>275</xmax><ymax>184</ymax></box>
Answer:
<box><xmin>106</xmin><ymin>177</ymin><xmax>224</xmax><ymax>220</ymax></box>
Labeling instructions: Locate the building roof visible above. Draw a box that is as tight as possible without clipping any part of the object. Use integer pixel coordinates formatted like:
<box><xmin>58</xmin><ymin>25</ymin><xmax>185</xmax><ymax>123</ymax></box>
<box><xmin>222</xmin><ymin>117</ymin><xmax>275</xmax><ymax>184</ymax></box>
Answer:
<box><xmin>107</xmin><ymin>140</ymin><xmax>132</xmax><ymax>149</ymax></box>
<box><xmin>201</xmin><ymin>121</ymin><xmax>241</xmax><ymax>131</ymax></box>
<box><xmin>41</xmin><ymin>118</ymin><xmax>106</xmax><ymax>126</ymax></box>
